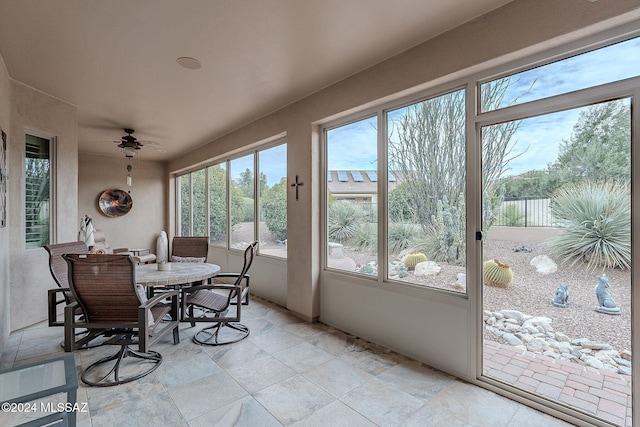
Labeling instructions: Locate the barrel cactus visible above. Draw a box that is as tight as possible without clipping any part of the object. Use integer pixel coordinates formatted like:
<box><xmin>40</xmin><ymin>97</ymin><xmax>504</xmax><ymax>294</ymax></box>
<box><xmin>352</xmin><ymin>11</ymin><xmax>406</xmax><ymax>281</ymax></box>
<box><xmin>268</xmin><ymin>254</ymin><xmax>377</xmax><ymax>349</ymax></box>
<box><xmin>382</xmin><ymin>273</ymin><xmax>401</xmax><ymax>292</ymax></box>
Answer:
<box><xmin>483</xmin><ymin>259</ymin><xmax>513</xmax><ymax>288</ymax></box>
<box><xmin>404</xmin><ymin>252</ymin><xmax>427</xmax><ymax>270</ymax></box>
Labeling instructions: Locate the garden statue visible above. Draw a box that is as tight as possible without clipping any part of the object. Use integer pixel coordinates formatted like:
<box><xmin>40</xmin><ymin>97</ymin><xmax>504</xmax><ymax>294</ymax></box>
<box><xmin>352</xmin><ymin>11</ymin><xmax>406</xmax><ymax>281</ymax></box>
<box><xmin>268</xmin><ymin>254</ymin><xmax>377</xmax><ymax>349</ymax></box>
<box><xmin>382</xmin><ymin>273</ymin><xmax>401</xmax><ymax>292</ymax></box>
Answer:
<box><xmin>552</xmin><ymin>284</ymin><xmax>569</xmax><ymax>307</ymax></box>
<box><xmin>595</xmin><ymin>274</ymin><xmax>620</xmax><ymax>315</ymax></box>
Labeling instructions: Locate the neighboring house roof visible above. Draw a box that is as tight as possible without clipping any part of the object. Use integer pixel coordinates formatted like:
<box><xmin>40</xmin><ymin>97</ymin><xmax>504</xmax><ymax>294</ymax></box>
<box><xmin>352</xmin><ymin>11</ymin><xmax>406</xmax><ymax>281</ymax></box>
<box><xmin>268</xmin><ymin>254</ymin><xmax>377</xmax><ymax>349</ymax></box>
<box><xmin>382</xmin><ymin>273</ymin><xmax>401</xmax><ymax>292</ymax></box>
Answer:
<box><xmin>327</xmin><ymin>170</ymin><xmax>402</xmax><ymax>196</ymax></box>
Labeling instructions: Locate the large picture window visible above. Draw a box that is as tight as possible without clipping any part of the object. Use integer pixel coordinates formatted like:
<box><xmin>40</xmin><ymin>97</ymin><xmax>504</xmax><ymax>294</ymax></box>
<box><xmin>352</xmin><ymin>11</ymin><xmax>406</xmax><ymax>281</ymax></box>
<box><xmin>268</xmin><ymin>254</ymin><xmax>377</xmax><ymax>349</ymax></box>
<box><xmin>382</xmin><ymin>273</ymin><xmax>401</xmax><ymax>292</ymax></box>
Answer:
<box><xmin>177</xmin><ymin>141</ymin><xmax>287</xmax><ymax>258</ymax></box>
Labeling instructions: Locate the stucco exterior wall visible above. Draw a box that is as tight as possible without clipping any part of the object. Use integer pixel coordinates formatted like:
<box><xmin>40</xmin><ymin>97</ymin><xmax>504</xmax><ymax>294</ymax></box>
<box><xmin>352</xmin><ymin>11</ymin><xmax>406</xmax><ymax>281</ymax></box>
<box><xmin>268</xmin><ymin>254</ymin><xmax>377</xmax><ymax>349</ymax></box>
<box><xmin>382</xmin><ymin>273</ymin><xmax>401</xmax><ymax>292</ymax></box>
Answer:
<box><xmin>8</xmin><ymin>80</ymin><xmax>78</xmax><ymax>331</ymax></box>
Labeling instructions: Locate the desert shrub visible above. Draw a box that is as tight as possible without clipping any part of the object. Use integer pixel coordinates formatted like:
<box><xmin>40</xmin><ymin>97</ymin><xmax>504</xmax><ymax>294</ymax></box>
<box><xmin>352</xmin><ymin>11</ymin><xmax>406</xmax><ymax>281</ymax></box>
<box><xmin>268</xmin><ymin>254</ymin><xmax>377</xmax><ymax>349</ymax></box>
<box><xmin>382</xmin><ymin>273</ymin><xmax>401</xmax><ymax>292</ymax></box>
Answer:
<box><xmin>352</xmin><ymin>222</ymin><xmax>377</xmax><ymax>252</ymax></box>
<box><xmin>388</xmin><ymin>222</ymin><xmax>421</xmax><ymax>254</ymax></box>
<box><xmin>548</xmin><ymin>180</ymin><xmax>630</xmax><ymax>270</ymax></box>
<box><xmin>388</xmin><ymin>182</ymin><xmax>417</xmax><ymax>222</ymax></box>
<box><xmin>261</xmin><ymin>181</ymin><xmax>287</xmax><ymax>241</ymax></box>
<box><xmin>328</xmin><ymin>201</ymin><xmax>364</xmax><ymax>242</ymax></box>
<box><xmin>498</xmin><ymin>203</ymin><xmax>525</xmax><ymax>226</ymax></box>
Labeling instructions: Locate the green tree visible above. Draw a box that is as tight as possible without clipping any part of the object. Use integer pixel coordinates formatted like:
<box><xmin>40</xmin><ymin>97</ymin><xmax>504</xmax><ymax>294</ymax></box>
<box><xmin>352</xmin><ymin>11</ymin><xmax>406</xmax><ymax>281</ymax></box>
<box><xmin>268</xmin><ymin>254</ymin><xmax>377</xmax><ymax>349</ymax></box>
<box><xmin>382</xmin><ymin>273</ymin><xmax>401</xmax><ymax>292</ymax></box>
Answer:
<box><xmin>498</xmin><ymin>169</ymin><xmax>562</xmax><ymax>199</ymax></box>
<box><xmin>234</xmin><ymin>168</ymin><xmax>268</xmax><ymax>198</ymax></box>
<box><xmin>551</xmin><ymin>100</ymin><xmax>630</xmax><ymax>185</ymax></box>
<box><xmin>261</xmin><ymin>180</ymin><xmax>288</xmax><ymax>241</ymax></box>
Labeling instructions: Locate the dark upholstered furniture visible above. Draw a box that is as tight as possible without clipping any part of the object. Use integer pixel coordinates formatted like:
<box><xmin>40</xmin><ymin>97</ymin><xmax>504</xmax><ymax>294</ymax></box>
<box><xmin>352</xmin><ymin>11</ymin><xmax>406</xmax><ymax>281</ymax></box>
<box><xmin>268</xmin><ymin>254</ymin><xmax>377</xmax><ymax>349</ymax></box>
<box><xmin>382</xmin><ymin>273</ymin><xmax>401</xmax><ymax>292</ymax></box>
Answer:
<box><xmin>45</xmin><ymin>241</ymin><xmax>89</xmax><ymax>327</ymax></box>
<box><xmin>171</xmin><ymin>236</ymin><xmax>209</xmax><ymax>261</ymax></box>
<box><xmin>182</xmin><ymin>241</ymin><xmax>257</xmax><ymax>346</ymax></box>
<box><xmin>63</xmin><ymin>254</ymin><xmax>180</xmax><ymax>386</ymax></box>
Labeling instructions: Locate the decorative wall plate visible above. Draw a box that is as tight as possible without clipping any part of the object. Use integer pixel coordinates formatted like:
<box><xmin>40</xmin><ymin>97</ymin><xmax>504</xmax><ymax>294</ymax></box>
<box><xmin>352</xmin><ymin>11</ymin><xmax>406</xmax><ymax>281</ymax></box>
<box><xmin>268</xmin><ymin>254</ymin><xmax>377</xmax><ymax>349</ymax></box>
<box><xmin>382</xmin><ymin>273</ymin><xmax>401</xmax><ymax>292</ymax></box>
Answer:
<box><xmin>98</xmin><ymin>189</ymin><xmax>132</xmax><ymax>217</ymax></box>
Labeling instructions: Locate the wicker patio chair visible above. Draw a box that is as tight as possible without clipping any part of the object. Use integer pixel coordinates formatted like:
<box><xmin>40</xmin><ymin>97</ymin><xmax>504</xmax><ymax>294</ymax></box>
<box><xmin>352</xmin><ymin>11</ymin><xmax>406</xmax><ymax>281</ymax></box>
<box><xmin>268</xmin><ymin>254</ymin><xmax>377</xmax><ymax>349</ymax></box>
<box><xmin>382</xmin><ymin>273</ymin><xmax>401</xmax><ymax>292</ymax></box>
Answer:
<box><xmin>171</xmin><ymin>236</ymin><xmax>209</xmax><ymax>262</ymax></box>
<box><xmin>45</xmin><ymin>241</ymin><xmax>113</xmax><ymax>351</ymax></box>
<box><xmin>63</xmin><ymin>254</ymin><xmax>180</xmax><ymax>386</ymax></box>
<box><xmin>182</xmin><ymin>241</ymin><xmax>257</xmax><ymax>346</ymax></box>
<box><xmin>45</xmin><ymin>241</ymin><xmax>88</xmax><ymax>328</ymax></box>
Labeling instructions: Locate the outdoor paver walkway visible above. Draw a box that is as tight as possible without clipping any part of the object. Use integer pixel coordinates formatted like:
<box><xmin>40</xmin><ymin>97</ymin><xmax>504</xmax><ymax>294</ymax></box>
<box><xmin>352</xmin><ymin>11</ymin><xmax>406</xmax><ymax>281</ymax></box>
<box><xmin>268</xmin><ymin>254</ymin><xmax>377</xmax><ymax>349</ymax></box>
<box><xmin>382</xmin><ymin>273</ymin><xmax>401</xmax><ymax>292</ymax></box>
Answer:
<box><xmin>484</xmin><ymin>340</ymin><xmax>632</xmax><ymax>427</ymax></box>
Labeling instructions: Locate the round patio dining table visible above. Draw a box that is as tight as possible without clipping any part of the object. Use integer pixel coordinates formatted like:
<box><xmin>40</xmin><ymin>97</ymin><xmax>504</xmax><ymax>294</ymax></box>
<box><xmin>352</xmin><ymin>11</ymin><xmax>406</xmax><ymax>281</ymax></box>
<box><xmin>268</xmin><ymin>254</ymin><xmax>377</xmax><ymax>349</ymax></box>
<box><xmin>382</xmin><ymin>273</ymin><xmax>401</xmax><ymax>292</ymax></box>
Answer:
<box><xmin>136</xmin><ymin>262</ymin><xmax>220</xmax><ymax>289</ymax></box>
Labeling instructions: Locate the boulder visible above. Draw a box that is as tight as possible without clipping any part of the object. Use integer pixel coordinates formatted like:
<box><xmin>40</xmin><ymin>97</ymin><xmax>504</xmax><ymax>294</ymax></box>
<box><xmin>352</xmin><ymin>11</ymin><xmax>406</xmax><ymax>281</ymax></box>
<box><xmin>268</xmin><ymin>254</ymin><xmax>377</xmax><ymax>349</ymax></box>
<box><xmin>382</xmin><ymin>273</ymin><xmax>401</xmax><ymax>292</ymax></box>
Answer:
<box><xmin>414</xmin><ymin>261</ymin><xmax>442</xmax><ymax>277</ymax></box>
<box><xmin>530</xmin><ymin>254</ymin><xmax>557</xmax><ymax>274</ymax></box>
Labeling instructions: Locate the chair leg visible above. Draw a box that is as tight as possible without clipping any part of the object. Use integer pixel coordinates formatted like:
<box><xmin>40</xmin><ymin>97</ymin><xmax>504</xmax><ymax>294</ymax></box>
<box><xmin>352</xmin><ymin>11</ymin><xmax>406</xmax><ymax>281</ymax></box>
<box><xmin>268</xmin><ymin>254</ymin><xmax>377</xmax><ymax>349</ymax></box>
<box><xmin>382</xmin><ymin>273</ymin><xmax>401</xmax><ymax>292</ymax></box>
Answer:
<box><xmin>189</xmin><ymin>305</ymin><xmax>196</xmax><ymax>327</ymax></box>
<box><xmin>81</xmin><ymin>345</ymin><xmax>162</xmax><ymax>387</ymax></box>
<box><xmin>173</xmin><ymin>326</ymin><xmax>180</xmax><ymax>345</ymax></box>
<box><xmin>193</xmin><ymin>322</ymin><xmax>250</xmax><ymax>346</ymax></box>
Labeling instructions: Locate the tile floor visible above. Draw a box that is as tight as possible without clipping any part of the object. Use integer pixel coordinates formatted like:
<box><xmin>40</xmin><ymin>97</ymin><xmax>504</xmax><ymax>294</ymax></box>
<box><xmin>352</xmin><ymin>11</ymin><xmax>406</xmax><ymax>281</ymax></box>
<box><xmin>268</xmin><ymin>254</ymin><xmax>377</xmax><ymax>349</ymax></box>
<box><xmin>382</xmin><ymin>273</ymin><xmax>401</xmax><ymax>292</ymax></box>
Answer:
<box><xmin>1</xmin><ymin>296</ymin><xmax>576</xmax><ymax>427</ymax></box>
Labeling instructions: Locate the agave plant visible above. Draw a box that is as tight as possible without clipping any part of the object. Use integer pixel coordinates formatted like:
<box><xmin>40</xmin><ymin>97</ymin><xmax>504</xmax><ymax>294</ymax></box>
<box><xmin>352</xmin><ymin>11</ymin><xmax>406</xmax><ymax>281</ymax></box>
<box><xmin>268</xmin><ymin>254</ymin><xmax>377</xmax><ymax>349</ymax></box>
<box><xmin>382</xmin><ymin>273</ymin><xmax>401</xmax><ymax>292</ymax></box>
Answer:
<box><xmin>548</xmin><ymin>180</ymin><xmax>630</xmax><ymax>270</ymax></box>
<box><xmin>352</xmin><ymin>222</ymin><xmax>377</xmax><ymax>252</ymax></box>
<box><xmin>327</xmin><ymin>201</ymin><xmax>364</xmax><ymax>242</ymax></box>
<box><xmin>388</xmin><ymin>222</ymin><xmax>422</xmax><ymax>255</ymax></box>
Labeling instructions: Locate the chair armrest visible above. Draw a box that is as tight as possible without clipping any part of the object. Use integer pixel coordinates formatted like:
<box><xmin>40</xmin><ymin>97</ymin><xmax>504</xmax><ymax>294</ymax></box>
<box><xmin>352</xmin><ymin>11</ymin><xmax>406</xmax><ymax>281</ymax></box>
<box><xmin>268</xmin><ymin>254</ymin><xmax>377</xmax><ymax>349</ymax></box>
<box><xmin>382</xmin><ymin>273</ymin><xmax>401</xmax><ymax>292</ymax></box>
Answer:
<box><xmin>63</xmin><ymin>301</ymin><xmax>79</xmax><ymax>352</ymax></box>
<box><xmin>138</xmin><ymin>289</ymin><xmax>180</xmax><ymax>352</ymax></box>
<box><xmin>48</xmin><ymin>288</ymin><xmax>70</xmax><ymax>327</ymax></box>
<box><xmin>209</xmin><ymin>273</ymin><xmax>250</xmax><ymax>305</ymax></box>
<box><xmin>139</xmin><ymin>289</ymin><xmax>180</xmax><ymax>310</ymax></box>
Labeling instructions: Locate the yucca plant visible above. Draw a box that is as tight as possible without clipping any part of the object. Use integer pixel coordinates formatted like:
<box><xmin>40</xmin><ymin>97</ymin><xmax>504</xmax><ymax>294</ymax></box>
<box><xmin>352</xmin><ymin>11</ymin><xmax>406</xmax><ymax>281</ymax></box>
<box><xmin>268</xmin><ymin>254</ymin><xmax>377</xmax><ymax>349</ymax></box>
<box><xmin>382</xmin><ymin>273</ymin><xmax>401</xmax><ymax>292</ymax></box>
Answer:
<box><xmin>352</xmin><ymin>222</ymin><xmax>377</xmax><ymax>252</ymax></box>
<box><xmin>548</xmin><ymin>180</ymin><xmax>630</xmax><ymax>270</ymax></box>
<box><xmin>388</xmin><ymin>222</ymin><xmax>422</xmax><ymax>255</ymax></box>
<box><xmin>328</xmin><ymin>201</ymin><xmax>364</xmax><ymax>242</ymax></box>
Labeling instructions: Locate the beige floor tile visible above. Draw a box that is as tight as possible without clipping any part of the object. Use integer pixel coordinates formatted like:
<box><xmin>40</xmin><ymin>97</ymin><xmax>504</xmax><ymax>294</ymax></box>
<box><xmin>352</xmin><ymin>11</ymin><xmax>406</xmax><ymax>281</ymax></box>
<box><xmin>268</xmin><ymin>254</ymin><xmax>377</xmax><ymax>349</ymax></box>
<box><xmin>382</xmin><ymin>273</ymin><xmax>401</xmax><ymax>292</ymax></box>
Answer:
<box><xmin>168</xmin><ymin>371</ymin><xmax>248</xmax><ymax>421</ymax></box>
<box><xmin>303</xmin><ymin>358</ymin><xmax>374</xmax><ymax>398</ymax></box>
<box><xmin>254</xmin><ymin>375</ymin><xmax>335</xmax><ymax>425</ymax></box>
<box><xmin>341</xmin><ymin>377</ymin><xmax>426</xmax><ymax>426</ymax></box>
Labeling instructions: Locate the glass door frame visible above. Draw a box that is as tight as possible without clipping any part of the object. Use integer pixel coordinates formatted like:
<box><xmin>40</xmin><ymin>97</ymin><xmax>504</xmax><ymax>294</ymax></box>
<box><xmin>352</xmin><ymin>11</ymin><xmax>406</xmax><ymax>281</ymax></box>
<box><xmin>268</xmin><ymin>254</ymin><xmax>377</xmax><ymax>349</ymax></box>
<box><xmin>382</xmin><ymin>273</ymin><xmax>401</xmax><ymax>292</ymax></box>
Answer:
<box><xmin>473</xmin><ymin>73</ymin><xmax>639</xmax><ymax>425</ymax></box>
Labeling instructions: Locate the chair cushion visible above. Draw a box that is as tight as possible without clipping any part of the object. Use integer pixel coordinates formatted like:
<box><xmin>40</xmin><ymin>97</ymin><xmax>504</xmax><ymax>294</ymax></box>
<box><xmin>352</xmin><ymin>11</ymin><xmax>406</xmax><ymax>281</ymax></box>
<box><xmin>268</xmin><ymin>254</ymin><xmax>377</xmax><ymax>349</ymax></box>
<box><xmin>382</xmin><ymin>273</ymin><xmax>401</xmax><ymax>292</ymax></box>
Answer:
<box><xmin>171</xmin><ymin>255</ymin><xmax>206</xmax><ymax>263</ymax></box>
<box><xmin>135</xmin><ymin>284</ymin><xmax>155</xmax><ymax>326</ymax></box>
<box><xmin>187</xmin><ymin>289</ymin><xmax>228</xmax><ymax>312</ymax></box>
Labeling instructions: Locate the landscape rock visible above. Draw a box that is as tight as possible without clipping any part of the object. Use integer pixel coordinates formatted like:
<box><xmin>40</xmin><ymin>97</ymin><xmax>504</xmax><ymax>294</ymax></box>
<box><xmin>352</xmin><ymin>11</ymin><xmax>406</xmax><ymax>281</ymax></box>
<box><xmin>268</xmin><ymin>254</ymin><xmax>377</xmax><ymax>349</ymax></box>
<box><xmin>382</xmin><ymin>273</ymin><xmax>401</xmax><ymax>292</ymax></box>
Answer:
<box><xmin>530</xmin><ymin>254</ymin><xmax>557</xmax><ymax>274</ymax></box>
<box><xmin>485</xmin><ymin>309</ymin><xmax>631</xmax><ymax>376</ymax></box>
<box><xmin>413</xmin><ymin>261</ymin><xmax>442</xmax><ymax>277</ymax></box>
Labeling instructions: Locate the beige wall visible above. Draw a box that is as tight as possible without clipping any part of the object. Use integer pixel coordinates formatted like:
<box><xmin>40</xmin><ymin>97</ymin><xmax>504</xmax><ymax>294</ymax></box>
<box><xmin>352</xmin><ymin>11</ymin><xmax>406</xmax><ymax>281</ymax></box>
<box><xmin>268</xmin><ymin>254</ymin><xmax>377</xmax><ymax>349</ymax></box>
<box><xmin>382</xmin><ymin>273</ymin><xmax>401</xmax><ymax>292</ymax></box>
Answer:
<box><xmin>78</xmin><ymin>153</ymin><xmax>166</xmax><ymax>253</ymax></box>
<box><xmin>8</xmin><ymin>80</ymin><xmax>78</xmax><ymax>331</ymax></box>
<box><xmin>0</xmin><ymin>53</ymin><xmax>11</xmax><ymax>356</ymax></box>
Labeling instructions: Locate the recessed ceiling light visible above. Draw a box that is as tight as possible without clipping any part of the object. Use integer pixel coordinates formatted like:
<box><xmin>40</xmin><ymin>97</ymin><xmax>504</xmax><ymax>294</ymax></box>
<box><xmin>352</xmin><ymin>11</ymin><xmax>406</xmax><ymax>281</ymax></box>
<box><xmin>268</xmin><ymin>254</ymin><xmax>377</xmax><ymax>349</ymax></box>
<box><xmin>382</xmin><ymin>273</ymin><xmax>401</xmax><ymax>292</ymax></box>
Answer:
<box><xmin>176</xmin><ymin>57</ymin><xmax>202</xmax><ymax>70</ymax></box>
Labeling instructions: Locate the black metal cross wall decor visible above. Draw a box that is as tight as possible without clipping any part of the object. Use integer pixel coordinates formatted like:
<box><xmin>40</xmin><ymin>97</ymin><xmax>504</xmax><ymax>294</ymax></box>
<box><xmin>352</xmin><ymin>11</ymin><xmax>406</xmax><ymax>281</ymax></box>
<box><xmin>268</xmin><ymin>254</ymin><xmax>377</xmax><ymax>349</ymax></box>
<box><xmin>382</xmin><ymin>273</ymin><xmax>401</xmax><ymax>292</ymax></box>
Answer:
<box><xmin>291</xmin><ymin>175</ymin><xmax>304</xmax><ymax>201</ymax></box>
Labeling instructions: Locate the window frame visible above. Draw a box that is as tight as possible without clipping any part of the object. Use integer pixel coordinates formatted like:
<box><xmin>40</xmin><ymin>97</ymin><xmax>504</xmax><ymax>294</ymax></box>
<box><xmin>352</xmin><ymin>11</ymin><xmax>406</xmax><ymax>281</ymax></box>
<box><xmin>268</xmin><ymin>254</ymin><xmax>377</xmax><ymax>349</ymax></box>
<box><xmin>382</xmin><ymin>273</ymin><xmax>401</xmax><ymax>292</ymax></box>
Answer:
<box><xmin>322</xmin><ymin>85</ymin><xmax>471</xmax><ymax>297</ymax></box>
<box><xmin>24</xmin><ymin>129</ymin><xmax>56</xmax><ymax>251</ymax></box>
<box><xmin>175</xmin><ymin>138</ymin><xmax>288</xmax><ymax>258</ymax></box>
<box><xmin>472</xmin><ymin>31</ymin><xmax>640</xmax><ymax>425</ymax></box>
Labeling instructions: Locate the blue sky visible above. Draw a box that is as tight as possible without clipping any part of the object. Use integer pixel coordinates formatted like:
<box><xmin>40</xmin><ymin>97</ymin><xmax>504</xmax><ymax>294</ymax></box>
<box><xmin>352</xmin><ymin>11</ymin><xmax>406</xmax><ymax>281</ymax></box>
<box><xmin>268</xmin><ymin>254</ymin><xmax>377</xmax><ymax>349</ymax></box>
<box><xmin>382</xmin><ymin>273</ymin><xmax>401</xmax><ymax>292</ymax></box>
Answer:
<box><xmin>327</xmin><ymin>36</ymin><xmax>639</xmax><ymax>177</ymax></box>
<box><xmin>230</xmin><ymin>143</ymin><xmax>287</xmax><ymax>186</ymax></box>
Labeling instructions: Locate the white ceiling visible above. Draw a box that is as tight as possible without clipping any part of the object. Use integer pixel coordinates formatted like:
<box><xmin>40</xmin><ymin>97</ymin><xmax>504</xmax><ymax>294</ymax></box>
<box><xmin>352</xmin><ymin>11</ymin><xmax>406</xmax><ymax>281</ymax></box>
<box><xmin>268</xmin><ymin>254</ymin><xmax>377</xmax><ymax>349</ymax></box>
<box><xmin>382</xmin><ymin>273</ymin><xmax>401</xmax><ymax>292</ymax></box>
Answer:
<box><xmin>0</xmin><ymin>0</ymin><xmax>512</xmax><ymax>160</ymax></box>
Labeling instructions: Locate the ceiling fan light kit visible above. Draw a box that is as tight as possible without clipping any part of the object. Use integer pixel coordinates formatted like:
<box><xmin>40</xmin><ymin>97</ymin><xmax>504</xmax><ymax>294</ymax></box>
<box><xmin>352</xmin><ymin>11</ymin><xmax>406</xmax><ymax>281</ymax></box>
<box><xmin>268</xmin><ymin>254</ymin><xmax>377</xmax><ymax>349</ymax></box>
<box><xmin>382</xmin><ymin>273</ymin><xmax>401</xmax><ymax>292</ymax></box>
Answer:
<box><xmin>116</xmin><ymin>128</ymin><xmax>143</xmax><ymax>158</ymax></box>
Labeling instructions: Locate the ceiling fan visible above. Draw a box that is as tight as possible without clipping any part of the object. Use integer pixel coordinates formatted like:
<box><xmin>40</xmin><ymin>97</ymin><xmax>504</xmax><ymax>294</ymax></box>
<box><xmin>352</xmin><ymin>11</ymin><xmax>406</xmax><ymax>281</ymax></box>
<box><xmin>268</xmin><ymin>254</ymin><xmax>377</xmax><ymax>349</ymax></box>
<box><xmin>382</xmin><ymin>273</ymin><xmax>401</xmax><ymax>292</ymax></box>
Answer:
<box><xmin>116</xmin><ymin>128</ymin><xmax>146</xmax><ymax>158</ymax></box>
<box><xmin>113</xmin><ymin>128</ymin><xmax>164</xmax><ymax>158</ymax></box>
